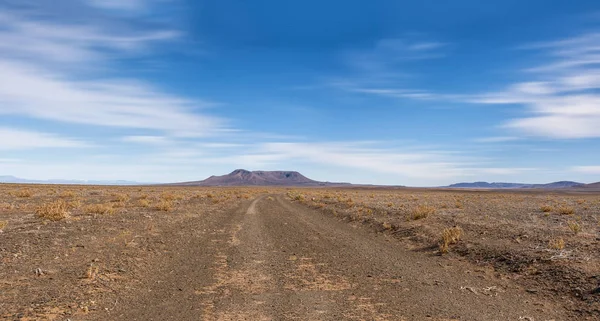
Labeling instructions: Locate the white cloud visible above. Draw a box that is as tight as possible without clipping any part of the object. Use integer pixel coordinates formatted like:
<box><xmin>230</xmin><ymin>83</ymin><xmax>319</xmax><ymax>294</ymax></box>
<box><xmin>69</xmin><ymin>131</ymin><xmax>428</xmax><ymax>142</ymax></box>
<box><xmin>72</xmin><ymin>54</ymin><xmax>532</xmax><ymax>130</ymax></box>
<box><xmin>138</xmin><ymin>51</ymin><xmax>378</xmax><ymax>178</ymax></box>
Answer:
<box><xmin>85</xmin><ymin>0</ymin><xmax>148</xmax><ymax>11</ymax></box>
<box><xmin>0</xmin><ymin>128</ymin><xmax>88</xmax><ymax>150</ymax></box>
<box><xmin>570</xmin><ymin>166</ymin><xmax>600</xmax><ymax>174</ymax></box>
<box><xmin>0</xmin><ymin>12</ymin><xmax>224</xmax><ymax>137</ymax></box>
<box><xmin>473</xmin><ymin>136</ymin><xmax>520</xmax><ymax>143</ymax></box>
<box><xmin>473</xmin><ymin>32</ymin><xmax>600</xmax><ymax>139</ymax></box>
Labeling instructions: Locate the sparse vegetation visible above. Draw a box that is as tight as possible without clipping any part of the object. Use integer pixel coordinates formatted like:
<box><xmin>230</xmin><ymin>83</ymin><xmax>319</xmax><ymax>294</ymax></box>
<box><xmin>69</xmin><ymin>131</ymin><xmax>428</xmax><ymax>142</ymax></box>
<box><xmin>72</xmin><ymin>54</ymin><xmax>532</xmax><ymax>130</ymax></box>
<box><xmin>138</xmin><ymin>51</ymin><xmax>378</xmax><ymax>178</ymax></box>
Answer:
<box><xmin>155</xmin><ymin>200</ymin><xmax>173</xmax><ymax>211</ymax></box>
<box><xmin>567</xmin><ymin>220</ymin><xmax>581</xmax><ymax>234</ymax></box>
<box><xmin>410</xmin><ymin>205</ymin><xmax>435</xmax><ymax>220</ymax></box>
<box><xmin>15</xmin><ymin>189</ymin><xmax>33</xmax><ymax>198</ymax></box>
<box><xmin>548</xmin><ymin>238</ymin><xmax>565</xmax><ymax>250</ymax></box>
<box><xmin>85</xmin><ymin>203</ymin><xmax>116</xmax><ymax>215</ymax></box>
<box><xmin>540</xmin><ymin>205</ymin><xmax>553</xmax><ymax>213</ymax></box>
<box><xmin>440</xmin><ymin>226</ymin><xmax>463</xmax><ymax>254</ymax></box>
<box><xmin>36</xmin><ymin>199</ymin><xmax>70</xmax><ymax>221</ymax></box>
<box><xmin>0</xmin><ymin>220</ymin><xmax>7</xmax><ymax>230</ymax></box>
<box><xmin>557</xmin><ymin>206</ymin><xmax>575</xmax><ymax>215</ymax></box>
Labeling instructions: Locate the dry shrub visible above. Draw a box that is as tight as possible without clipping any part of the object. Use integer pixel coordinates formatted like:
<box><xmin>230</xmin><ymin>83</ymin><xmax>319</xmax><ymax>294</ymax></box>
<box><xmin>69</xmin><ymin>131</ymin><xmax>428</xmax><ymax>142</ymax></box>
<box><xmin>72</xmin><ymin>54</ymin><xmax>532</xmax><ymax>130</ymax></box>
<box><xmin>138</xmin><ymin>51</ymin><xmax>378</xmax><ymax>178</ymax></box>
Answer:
<box><xmin>85</xmin><ymin>264</ymin><xmax>99</xmax><ymax>280</ymax></box>
<box><xmin>36</xmin><ymin>199</ymin><xmax>70</xmax><ymax>221</ymax></box>
<box><xmin>138</xmin><ymin>199</ymin><xmax>150</xmax><ymax>207</ymax></box>
<box><xmin>139</xmin><ymin>194</ymin><xmax>149</xmax><ymax>199</ymax></box>
<box><xmin>60</xmin><ymin>190</ymin><xmax>77</xmax><ymax>198</ymax></box>
<box><xmin>567</xmin><ymin>220</ymin><xmax>582</xmax><ymax>234</ymax></box>
<box><xmin>440</xmin><ymin>226</ymin><xmax>463</xmax><ymax>254</ymax></box>
<box><xmin>155</xmin><ymin>200</ymin><xmax>173</xmax><ymax>211</ymax></box>
<box><xmin>0</xmin><ymin>220</ymin><xmax>7</xmax><ymax>229</ymax></box>
<box><xmin>0</xmin><ymin>202</ymin><xmax>14</xmax><ymax>210</ymax></box>
<box><xmin>67</xmin><ymin>200</ymin><xmax>82</xmax><ymax>209</ymax></box>
<box><xmin>548</xmin><ymin>238</ymin><xmax>565</xmax><ymax>250</ymax></box>
<box><xmin>111</xmin><ymin>193</ymin><xmax>130</xmax><ymax>203</ymax></box>
<box><xmin>410</xmin><ymin>205</ymin><xmax>436</xmax><ymax>220</ymax></box>
<box><xmin>15</xmin><ymin>189</ymin><xmax>33</xmax><ymax>198</ymax></box>
<box><xmin>557</xmin><ymin>206</ymin><xmax>575</xmax><ymax>215</ymax></box>
<box><xmin>540</xmin><ymin>205</ymin><xmax>553</xmax><ymax>213</ymax></box>
<box><xmin>85</xmin><ymin>203</ymin><xmax>115</xmax><ymax>215</ymax></box>
<box><xmin>160</xmin><ymin>192</ymin><xmax>181</xmax><ymax>201</ymax></box>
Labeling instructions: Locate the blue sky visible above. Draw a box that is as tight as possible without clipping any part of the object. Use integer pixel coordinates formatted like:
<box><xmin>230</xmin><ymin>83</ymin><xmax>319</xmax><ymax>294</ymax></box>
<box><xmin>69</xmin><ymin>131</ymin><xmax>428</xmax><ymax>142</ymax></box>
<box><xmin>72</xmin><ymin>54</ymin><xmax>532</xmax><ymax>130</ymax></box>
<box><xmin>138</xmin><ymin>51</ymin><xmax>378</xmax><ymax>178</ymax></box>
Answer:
<box><xmin>1</xmin><ymin>0</ymin><xmax>600</xmax><ymax>186</ymax></box>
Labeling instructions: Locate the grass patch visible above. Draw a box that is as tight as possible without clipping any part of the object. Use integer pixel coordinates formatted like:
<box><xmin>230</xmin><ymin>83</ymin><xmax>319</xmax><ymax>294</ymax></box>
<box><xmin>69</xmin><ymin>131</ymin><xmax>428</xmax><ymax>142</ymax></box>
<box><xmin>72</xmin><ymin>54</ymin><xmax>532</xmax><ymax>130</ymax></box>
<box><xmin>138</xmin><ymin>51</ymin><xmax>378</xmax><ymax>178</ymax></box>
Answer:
<box><xmin>155</xmin><ymin>200</ymin><xmax>173</xmax><ymax>211</ymax></box>
<box><xmin>557</xmin><ymin>206</ymin><xmax>575</xmax><ymax>215</ymax></box>
<box><xmin>410</xmin><ymin>205</ymin><xmax>436</xmax><ymax>220</ymax></box>
<box><xmin>548</xmin><ymin>238</ymin><xmax>565</xmax><ymax>250</ymax></box>
<box><xmin>36</xmin><ymin>199</ymin><xmax>70</xmax><ymax>221</ymax></box>
<box><xmin>567</xmin><ymin>220</ymin><xmax>582</xmax><ymax>234</ymax></box>
<box><xmin>15</xmin><ymin>189</ymin><xmax>33</xmax><ymax>198</ymax></box>
<box><xmin>540</xmin><ymin>205</ymin><xmax>553</xmax><ymax>213</ymax></box>
<box><xmin>440</xmin><ymin>226</ymin><xmax>463</xmax><ymax>254</ymax></box>
<box><xmin>85</xmin><ymin>203</ymin><xmax>116</xmax><ymax>215</ymax></box>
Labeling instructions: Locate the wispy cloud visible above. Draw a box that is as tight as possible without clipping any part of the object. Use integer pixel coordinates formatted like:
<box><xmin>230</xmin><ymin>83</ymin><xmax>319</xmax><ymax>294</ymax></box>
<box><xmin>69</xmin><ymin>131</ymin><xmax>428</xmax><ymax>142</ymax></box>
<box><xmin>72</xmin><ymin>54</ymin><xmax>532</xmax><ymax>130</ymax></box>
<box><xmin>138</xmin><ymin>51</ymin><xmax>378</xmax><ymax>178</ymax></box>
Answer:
<box><xmin>0</xmin><ymin>6</ymin><xmax>225</xmax><ymax>137</ymax></box>
<box><xmin>0</xmin><ymin>128</ymin><xmax>88</xmax><ymax>150</ymax></box>
<box><xmin>473</xmin><ymin>136</ymin><xmax>520</xmax><ymax>143</ymax></box>
<box><xmin>472</xmin><ymin>32</ymin><xmax>600</xmax><ymax>139</ymax></box>
<box><xmin>570</xmin><ymin>165</ymin><xmax>600</xmax><ymax>174</ymax></box>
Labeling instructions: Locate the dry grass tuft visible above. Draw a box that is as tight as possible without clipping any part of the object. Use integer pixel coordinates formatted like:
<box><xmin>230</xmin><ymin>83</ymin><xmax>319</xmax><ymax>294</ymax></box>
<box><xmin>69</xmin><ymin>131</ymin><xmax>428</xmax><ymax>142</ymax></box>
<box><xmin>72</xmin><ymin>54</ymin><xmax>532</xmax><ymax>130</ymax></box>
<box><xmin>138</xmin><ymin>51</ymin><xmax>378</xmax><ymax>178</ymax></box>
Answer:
<box><xmin>548</xmin><ymin>238</ymin><xmax>565</xmax><ymax>250</ymax></box>
<box><xmin>15</xmin><ymin>189</ymin><xmax>33</xmax><ymax>198</ymax></box>
<box><xmin>567</xmin><ymin>220</ymin><xmax>582</xmax><ymax>234</ymax></box>
<box><xmin>410</xmin><ymin>205</ymin><xmax>436</xmax><ymax>220</ymax></box>
<box><xmin>85</xmin><ymin>264</ymin><xmax>99</xmax><ymax>280</ymax></box>
<box><xmin>155</xmin><ymin>200</ymin><xmax>173</xmax><ymax>211</ymax></box>
<box><xmin>111</xmin><ymin>193</ymin><xmax>130</xmax><ymax>203</ymax></box>
<box><xmin>36</xmin><ymin>199</ymin><xmax>70</xmax><ymax>221</ymax></box>
<box><xmin>0</xmin><ymin>220</ymin><xmax>7</xmax><ymax>230</ymax></box>
<box><xmin>440</xmin><ymin>226</ymin><xmax>463</xmax><ymax>254</ymax></box>
<box><xmin>557</xmin><ymin>206</ymin><xmax>575</xmax><ymax>215</ymax></box>
<box><xmin>85</xmin><ymin>203</ymin><xmax>116</xmax><ymax>215</ymax></box>
<box><xmin>60</xmin><ymin>190</ymin><xmax>77</xmax><ymax>198</ymax></box>
<box><xmin>138</xmin><ymin>199</ymin><xmax>150</xmax><ymax>207</ymax></box>
<box><xmin>540</xmin><ymin>205</ymin><xmax>553</xmax><ymax>213</ymax></box>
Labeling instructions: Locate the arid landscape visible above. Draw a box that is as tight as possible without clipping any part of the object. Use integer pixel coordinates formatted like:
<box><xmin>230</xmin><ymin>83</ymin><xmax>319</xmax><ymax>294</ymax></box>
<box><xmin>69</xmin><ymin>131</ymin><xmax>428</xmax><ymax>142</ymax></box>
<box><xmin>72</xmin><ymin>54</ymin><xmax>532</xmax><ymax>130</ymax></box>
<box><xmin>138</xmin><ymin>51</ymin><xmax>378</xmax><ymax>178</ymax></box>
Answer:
<box><xmin>0</xmin><ymin>183</ymin><xmax>598</xmax><ymax>320</ymax></box>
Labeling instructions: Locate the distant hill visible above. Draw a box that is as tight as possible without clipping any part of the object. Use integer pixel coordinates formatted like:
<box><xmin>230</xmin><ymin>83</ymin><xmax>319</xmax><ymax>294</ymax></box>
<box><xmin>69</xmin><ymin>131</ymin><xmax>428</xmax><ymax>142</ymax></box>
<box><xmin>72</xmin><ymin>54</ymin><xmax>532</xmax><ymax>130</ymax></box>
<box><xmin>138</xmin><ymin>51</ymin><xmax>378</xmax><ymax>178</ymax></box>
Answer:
<box><xmin>0</xmin><ymin>175</ymin><xmax>144</xmax><ymax>185</ymax></box>
<box><xmin>173</xmin><ymin>169</ymin><xmax>351</xmax><ymax>187</ymax></box>
<box><xmin>579</xmin><ymin>182</ymin><xmax>600</xmax><ymax>189</ymax></box>
<box><xmin>446</xmin><ymin>181</ymin><xmax>583</xmax><ymax>189</ymax></box>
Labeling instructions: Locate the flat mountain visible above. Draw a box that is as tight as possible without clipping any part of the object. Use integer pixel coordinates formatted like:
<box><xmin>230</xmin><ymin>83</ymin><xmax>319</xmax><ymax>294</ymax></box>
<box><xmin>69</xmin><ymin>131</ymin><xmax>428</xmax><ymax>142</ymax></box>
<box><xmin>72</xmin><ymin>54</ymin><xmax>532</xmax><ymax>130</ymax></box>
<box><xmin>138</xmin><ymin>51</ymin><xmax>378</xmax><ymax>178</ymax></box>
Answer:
<box><xmin>446</xmin><ymin>181</ymin><xmax>583</xmax><ymax>189</ymax></box>
<box><xmin>174</xmin><ymin>169</ymin><xmax>350</xmax><ymax>187</ymax></box>
<box><xmin>0</xmin><ymin>175</ymin><xmax>144</xmax><ymax>185</ymax></box>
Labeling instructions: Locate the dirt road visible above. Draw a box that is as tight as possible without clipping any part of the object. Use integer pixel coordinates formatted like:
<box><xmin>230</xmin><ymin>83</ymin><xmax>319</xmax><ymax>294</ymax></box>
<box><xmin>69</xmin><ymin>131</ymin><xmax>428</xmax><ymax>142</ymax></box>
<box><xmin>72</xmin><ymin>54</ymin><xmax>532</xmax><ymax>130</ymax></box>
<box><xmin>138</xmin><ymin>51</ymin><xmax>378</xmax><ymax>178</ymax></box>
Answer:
<box><xmin>92</xmin><ymin>195</ymin><xmax>566</xmax><ymax>320</ymax></box>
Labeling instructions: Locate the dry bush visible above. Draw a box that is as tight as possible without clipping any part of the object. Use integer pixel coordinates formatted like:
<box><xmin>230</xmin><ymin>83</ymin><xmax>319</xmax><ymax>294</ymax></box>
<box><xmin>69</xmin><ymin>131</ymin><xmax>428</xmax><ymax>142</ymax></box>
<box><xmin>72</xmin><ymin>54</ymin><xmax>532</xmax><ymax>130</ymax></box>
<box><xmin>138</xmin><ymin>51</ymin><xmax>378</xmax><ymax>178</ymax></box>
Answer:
<box><xmin>60</xmin><ymin>190</ymin><xmax>77</xmax><ymax>198</ymax></box>
<box><xmin>36</xmin><ymin>199</ymin><xmax>70</xmax><ymax>221</ymax></box>
<box><xmin>15</xmin><ymin>189</ymin><xmax>33</xmax><ymax>198</ymax></box>
<box><xmin>557</xmin><ymin>206</ymin><xmax>575</xmax><ymax>215</ymax></box>
<box><xmin>67</xmin><ymin>200</ymin><xmax>82</xmax><ymax>209</ymax></box>
<box><xmin>160</xmin><ymin>192</ymin><xmax>182</xmax><ymax>201</ymax></box>
<box><xmin>440</xmin><ymin>226</ymin><xmax>463</xmax><ymax>254</ymax></box>
<box><xmin>0</xmin><ymin>202</ymin><xmax>14</xmax><ymax>210</ymax></box>
<box><xmin>155</xmin><ymin>200</ymin><xmax>173</xmax><ymax>211</ymax></box>
<box><xmin>85</xmin><ymin>264</ymin><xmax>99</xmax><ymax>280</ymax></box>
<box><xmin>139</xmin><ymin>194</ymin><xmax>149</xmax><ymax>199</ymax></box>
<box><xmin>567</xmin><ymin>220</ymin><xmax>582</xmax><ymax>234</ymax></box>
<box><xmin>410</xmin><ymin>205</ymin><xmax>436</xmax><ymax>220</ymax></box>
<box><xmin>540</xmin><ymin>205</ymin><xmax>553</xmax><ymax>213</ymax></box>
<box><xmin>85</xmin><ymin>203</ymin><xmax>115</xmax><ymax>215</ymax></box>
<box><xmin>0</xmin><ymin>220</ymin><xmax>7</xmax><ymax>230</ymax></box>
<box><xmin>111</xmin><ymin>193</ymin><xmax>130</xmax><ymax>203</ymax></box>
<box><xmin>548</xmin><ymin>238</ymin><xmax>565</xmax><ymax>250</ymax></box>
<box><xmin>138</xmin><ymin>199</ymin><xmax>150</xmax><ymax>207</ymax></box>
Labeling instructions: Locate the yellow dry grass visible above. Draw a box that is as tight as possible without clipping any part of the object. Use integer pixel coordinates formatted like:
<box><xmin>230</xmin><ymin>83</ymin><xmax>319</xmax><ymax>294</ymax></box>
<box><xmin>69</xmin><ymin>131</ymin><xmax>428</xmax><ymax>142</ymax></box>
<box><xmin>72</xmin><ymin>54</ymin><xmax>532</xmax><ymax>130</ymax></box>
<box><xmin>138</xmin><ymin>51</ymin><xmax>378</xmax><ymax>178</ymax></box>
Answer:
<box><xmin>36</xmin><ymin>199</ymin><xmax>70</xmax><ymax>221</ymax></box>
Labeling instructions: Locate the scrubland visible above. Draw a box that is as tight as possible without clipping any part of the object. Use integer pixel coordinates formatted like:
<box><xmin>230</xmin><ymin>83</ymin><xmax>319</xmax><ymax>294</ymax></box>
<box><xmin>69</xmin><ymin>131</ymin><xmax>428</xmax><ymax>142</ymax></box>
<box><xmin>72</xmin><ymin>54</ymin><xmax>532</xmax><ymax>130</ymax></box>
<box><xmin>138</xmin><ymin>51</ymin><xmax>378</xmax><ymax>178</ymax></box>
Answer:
<box><xmin>287</xmin><ymin>188</ymin><xmax>600</xmax><ymax>315</ymax></box>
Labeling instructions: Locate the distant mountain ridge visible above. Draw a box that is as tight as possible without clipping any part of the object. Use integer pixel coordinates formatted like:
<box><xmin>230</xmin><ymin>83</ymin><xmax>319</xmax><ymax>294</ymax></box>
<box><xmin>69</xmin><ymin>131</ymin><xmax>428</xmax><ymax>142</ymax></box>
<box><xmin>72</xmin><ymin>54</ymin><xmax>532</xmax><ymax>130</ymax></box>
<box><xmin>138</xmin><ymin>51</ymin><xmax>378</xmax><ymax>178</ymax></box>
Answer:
<box><xmin>446</xmin><ymin>181</ymin><xmax>583</xmax><ymax>189</ymax></box>
<box><xmin>173</xmin><ymin>169</ymin><xmax>350</xmax><ymax>187</ymax></box>
<box><xmin>0</xmin><ymin>175</ymin><xmax>144</xmax><ymax>185</ymax></box>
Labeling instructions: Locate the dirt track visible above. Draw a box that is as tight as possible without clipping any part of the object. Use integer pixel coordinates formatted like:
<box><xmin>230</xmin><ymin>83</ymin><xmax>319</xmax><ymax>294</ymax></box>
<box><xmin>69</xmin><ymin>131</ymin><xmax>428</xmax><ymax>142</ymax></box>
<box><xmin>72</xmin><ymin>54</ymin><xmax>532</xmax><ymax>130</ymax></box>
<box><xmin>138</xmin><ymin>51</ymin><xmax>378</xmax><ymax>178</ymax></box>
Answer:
<box><xmin>87</xmin><ymin>195</ymin><xmax>568</xmax><ymax>320</ymax></box>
